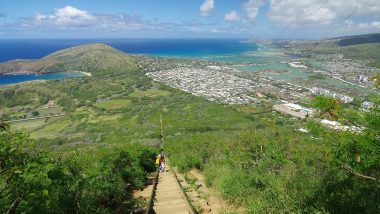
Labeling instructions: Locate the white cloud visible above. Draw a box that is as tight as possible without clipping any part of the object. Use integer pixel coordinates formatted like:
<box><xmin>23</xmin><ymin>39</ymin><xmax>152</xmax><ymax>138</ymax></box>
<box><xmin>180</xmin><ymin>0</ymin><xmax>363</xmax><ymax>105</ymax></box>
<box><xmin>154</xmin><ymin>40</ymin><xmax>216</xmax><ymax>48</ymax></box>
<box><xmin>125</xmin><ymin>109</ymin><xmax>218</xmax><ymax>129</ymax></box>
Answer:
<box><xmin>224</xmin><ymin>11</ymin><xmax>241</xmax><ymax>22</ymax></box>
<box><xmin>328</xmin><ymin>0</ymin><xmax>380</xmax><ymax>17</ymax></box>
<box><xmin>344</xmin><ymin>20</ymin><xmax>353</xmax><ymax>26</ymax></box>
<box><xmin>358</xmin><ymin>23</ymin><xmax>370</xmax><ymax>28</ymax></box>
<box><xmin>357</xmin><ymin>21</ymin><xmax>380</xmax><ymax>29</ymax></box>
<box><xmin>344</xmin><ymin>20</ymin><xmax>380</xmax><ymax>30</ymax></box>
<box><xmin>244</xmin><ymin>0</ymin><xmax>264</xmax><ymax>21</ymax></box>
<box><xmin>371</xmin><ymin>21</ymin><xmax>380</xmax><ymax>29</ymax></box>
<box><xmin>268</xmin><ymin>0</ymin><xmax>335</xmax><ymax>25</ymax></box>
<box><xmin>36</xmin><ymin>6</ymin><xmax>96</xmax><ymax>27</ymax></box>
<box><xmin>20</xmin><ymin>6</ymin><xmax>152</xmax><ymax>31</ymax></box>
<box><xmin>268</xmin><ymin>0</ymin><xmax>380</xmax><ymax>26</ymax></box>
<box><xmin>14</xmin><ymin>6</ymin><xmax>227</xmax><ymax>36</ymax></box>
<box><xmin>200</xmin><ymin>0</ymin><xmax>215</xmax><ymax>16</ymax></box>
<box><xmin>211</xmin><ymin>28</ymin><xmax>219</xmax><ymax>33</ymax></box>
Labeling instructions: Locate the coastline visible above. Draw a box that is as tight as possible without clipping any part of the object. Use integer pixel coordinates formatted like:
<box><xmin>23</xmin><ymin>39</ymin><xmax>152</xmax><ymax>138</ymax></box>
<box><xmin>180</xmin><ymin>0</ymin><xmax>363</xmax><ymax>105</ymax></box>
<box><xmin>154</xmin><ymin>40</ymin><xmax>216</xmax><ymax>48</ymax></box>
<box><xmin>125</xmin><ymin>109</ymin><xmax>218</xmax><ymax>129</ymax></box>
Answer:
<box><xmin>0</xmin><ymin>71</ymin><xmax>89</xmax><ymax>85</ymax></box>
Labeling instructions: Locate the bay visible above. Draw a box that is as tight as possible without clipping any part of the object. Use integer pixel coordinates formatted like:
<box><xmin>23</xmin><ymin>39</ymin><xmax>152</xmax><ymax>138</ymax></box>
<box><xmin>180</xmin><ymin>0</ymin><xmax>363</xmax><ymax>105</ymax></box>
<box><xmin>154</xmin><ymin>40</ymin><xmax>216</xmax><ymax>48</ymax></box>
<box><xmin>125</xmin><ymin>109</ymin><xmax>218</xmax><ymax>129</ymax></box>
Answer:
<box><xmin>0</xmin><ymin>72</ymin><xmax>84</xmax><ymax>85</ymax></box>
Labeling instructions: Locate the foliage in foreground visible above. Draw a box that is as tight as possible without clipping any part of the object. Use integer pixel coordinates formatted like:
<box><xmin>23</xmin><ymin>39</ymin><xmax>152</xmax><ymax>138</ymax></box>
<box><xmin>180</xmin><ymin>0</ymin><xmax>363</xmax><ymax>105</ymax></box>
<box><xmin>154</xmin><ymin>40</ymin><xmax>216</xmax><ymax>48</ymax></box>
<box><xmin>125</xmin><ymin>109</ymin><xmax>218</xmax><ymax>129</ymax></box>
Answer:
<box><xmin>0</xmin><ymin>130</ymin><xmax>157</xmax><ymax>213</ymax></box>
<box><xmin>166</xmin><ymin>105</ymin><xmax>380</xmax><ymax>213</ymax></box>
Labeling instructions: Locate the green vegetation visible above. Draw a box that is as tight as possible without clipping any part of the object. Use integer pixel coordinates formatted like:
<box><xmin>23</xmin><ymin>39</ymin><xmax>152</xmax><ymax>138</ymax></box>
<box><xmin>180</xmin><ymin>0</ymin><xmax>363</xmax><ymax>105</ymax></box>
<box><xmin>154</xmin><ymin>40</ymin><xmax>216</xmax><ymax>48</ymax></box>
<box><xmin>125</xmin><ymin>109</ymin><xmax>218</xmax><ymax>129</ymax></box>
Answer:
<box><xmin>0</xmin><ymin>120</ymin><xmax>9</xmax><ymax>131</ymax></box>
<box><xmin>95</xmin><ymin>99</ymin><xmax>132</xmax><ymax>109</ymax></box>
<box><xmin>47</xmin><ymin>44</ymin><xmax>137</xmax><ymax>74</ymax></box>
<box><xmin>307</xmin><ymin>75</ymin><xmax>326</xmax><ymax>80</ymax></box>
<box><xmin>0</xmin><ymin>45</ymin><xmax>267</xmax><ymax>212</ymax></box>
<box><xmin>11</xmin><ymin>118</ymin><xmax>48</xmax><ymax>131</ymax></box>
<box><xmin>369</xmin><ymin>60</ymin><xmax>380</xmax><ymax>68</ymax></box>
<box><xmin>369</xmin><ymin>74</ymin><xmax>380</xmax><ymax>90</ymax></box>
<box><xmin>336</xmin><ymin>33</ymin><xmax>380</xmax><ymax>46</ymax></box>
<box><xmin>1</xmin><ymin>44</ymin><xmax>379</xmax><ymax>213</ymax></box>
<box><xmin>0</xmin><ymin>44</ymin><xmax>137</xmax><ymax>75</ymax></box>
<box><xmin>338</xmin><ymin>43</ymin><xmax>380</xmax><ymax>61</ymax></box>
<box><xmin>284</xmin><ymin>35</ymin><xmax>380</xmax><ymax>67</ymax></box>
<box><xmin>0</xmin><ymin>130</ymin><xmax>157</xmax><ymax>213</ymax></box>
<box><xmin>130</xmin><ymin>89</ymin><xmax>171</xmax><ymax>98</ymax></box>
<box><xmin>311</xmin><ymin>95</ymin><xmax>341</xmax><ymax>119</ymax></box>
<box><xmin>166</xmin><ymin>99</ymin><xmax>380</xmax><ymax>213</ymax></box>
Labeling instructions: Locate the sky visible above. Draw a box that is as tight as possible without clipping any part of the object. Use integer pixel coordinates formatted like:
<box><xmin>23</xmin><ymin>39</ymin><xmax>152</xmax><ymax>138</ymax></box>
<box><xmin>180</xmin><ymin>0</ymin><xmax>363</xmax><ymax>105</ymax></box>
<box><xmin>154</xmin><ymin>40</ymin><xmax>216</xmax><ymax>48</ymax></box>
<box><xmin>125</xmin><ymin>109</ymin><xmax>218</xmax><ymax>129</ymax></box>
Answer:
<box><xmin>0</xmin><ymin>0</ymin><xmax>379</xmax><ymax>39</ymax></box>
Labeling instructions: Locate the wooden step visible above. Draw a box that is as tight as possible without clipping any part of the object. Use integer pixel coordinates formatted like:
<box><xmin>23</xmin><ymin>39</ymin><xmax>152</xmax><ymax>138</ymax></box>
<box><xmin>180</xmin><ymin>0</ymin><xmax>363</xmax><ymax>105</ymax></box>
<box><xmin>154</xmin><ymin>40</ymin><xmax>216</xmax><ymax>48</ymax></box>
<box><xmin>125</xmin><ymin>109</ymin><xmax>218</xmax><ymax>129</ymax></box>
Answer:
<box><xmin>152</xmin><ymin>165</ymin><xmax>192</xmax><ymax>214</ymax></box>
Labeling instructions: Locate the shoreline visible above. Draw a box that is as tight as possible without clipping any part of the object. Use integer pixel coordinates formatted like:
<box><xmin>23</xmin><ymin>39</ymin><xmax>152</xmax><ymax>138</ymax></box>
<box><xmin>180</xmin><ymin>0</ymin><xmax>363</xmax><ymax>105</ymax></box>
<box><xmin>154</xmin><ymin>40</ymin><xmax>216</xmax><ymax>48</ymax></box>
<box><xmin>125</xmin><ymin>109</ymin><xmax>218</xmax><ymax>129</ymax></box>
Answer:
<box><xmin>0</xmin><ymin>71</ymin><xmax>91</xmax><ymax>85</ymax></box>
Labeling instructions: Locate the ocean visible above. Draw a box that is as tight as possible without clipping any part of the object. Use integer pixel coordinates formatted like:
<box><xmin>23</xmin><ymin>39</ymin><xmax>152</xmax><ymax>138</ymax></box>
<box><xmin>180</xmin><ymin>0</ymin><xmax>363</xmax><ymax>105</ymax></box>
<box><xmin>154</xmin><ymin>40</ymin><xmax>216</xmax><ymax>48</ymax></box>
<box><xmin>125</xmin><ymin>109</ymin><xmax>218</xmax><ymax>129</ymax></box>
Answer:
<box><xmin>0</xmin><ymin>38</ymin><xmax>258</xmax><ymax>63</ymax></box>
<box><xmin>0</xmin><ymin>72</ymin><xmax>84</xmax><ymax>85</ymax></box>
<box><xmin>0</xmin><ymin>38</ymin><xmax>281</xmax><ymax>84</ymax></box>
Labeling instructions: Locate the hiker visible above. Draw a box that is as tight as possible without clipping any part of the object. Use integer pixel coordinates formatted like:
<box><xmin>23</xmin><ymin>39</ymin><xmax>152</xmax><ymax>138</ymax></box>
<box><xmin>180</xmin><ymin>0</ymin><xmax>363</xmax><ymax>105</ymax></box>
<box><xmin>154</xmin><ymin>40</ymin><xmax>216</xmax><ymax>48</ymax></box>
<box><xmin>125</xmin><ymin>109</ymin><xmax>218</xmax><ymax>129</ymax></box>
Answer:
<box><xmin>160</xmin><ymin>156</ymin><xmax>165</xmax><ymax>172</ymax></box>
<box><xmin>155</xmin><ymin>155</ymin><xmax>161</xmax><ymax>168</ymax></box>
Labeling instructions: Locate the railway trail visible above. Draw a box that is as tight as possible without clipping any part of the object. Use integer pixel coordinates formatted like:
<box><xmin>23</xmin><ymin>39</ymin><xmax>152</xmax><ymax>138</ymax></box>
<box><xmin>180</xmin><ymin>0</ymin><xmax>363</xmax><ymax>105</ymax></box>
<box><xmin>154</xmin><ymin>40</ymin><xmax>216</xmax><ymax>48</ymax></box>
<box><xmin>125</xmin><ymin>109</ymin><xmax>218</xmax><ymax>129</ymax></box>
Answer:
<box><xmin>152</xmin><ymin>164</ymin><xmax>195</xmax><ymax>214</ymax></box>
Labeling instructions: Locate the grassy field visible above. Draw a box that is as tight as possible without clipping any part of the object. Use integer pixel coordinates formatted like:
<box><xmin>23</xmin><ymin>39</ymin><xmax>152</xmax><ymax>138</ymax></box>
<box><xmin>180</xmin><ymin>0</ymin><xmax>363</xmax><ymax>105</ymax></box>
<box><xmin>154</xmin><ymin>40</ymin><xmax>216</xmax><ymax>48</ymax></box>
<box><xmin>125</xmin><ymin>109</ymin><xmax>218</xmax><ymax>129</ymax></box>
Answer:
<box><xmin>11</xmin><ymin>119</ymin><xmax>47</xmax><ymax>131</ymax></box>
<box><xmin>0</xmin><ymin>69</ymin><xmax>242</xmax><ymax>149</ymax></box>
<box><xmin>130</xmin><ymin>89</ymin><xmax>171</xmax><ymax>98</ymax></box>
<box><xmin>36</xmin><ymin>106</ymin><xmax>64</xmax><ymax>116</ymax></box>
<box><xmin>95</xmin><ymin>99</ymin><xmax>132</xmax><ymax>109</ymax></box>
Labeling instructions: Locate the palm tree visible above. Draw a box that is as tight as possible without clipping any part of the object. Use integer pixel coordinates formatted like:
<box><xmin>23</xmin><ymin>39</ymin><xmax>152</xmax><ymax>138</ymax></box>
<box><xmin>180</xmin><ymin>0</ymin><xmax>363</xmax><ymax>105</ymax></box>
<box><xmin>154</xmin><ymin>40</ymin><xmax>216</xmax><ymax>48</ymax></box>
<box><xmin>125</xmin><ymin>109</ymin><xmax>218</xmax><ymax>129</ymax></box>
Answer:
<box><xmin>369</xmin><ymin>74</ymin><xmax>380</xmax><ymax>90</ymax></box>
<box><xmin>0</xmin><ymin>120</ymin><xmax>10</xmax><ymax>132</ymax></box>
<box><xmin>311</xmin><ymin>96</ymin><xmax>340</xmax><ymax>120</ymax></box>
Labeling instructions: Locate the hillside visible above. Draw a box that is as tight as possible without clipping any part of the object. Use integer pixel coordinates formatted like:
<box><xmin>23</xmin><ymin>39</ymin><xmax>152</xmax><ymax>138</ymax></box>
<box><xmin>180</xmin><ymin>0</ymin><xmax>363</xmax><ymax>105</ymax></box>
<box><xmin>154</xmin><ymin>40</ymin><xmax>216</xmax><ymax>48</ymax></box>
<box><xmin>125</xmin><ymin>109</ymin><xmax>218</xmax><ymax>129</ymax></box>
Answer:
<box><xmin>0</xmin><ymin>44</ymin><xmax>137</xmax><ymax>75</ymax></box>
<box><xmin>285</xmin><ymin>33</ymin><xmax>380</xmax><ymax>68</ymax></box>
<box><xmin>332</xmin><ymin>33</ymin><xmax>380</xmax><ymax>46</ymax></box>
<box><xmin>1</xmin><ymin>43</ymin><xmax>379</xmax><ymax>213</ymax></box>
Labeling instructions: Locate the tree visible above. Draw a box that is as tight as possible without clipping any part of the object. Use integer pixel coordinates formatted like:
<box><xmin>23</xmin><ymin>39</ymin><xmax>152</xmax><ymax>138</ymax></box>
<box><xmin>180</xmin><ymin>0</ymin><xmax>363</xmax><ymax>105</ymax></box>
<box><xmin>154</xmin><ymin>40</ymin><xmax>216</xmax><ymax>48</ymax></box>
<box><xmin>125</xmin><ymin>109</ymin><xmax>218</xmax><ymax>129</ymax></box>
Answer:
<box><xmin>0</xmin><ymin>120</ymin><xmax>9</xmax><ymax>132</ymax></box>
<box><xmin>308</xmin><ymin>96</ymin><xmax>380</xmax><ymax>213</ymax></box>
<box><xmin>0</xmin><ymin>131</ymin><xmax>56</xmax><ymax>213</ymax></box>
<box><xmin>31</xmin><ymin>111</ymin><xmax>39</xmax><ymax>117</ymax></box>
<box><xmin>369</xmin><ymin>74</ymin><xmax>380</xmax><ymax>90</ymax></box>
<box><xmin>311</xmin><ymin>95</ymin><xmax>341</xmax><ymax>120</ymax></box>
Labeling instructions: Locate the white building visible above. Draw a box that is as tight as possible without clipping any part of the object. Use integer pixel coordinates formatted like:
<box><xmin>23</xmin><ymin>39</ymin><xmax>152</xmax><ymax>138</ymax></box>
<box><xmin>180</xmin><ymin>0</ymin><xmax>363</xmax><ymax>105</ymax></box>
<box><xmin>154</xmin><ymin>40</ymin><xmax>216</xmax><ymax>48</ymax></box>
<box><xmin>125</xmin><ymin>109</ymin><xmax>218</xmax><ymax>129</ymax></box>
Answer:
<box><xmin>273</xmin><ymin>102</ymin><xmax>314</xmax><ymax>119</ymax></box>
<box><xmin>321</xmin><ymin>119</ymin><xmax>362</xmax><ymax>133</ymax></box>
<box><xmin>361</xmin><ymin>101</ymin><xmax>374</xmax><ymax>109</ymax></box>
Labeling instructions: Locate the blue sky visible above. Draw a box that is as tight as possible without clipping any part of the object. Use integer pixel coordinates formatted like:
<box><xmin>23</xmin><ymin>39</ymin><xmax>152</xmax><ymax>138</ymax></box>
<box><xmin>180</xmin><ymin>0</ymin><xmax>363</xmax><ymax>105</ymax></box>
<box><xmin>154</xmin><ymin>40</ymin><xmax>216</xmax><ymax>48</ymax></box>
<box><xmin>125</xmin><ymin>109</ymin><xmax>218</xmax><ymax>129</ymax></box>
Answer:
<box><xmin>0</xmin><ymin>0</ymin><xmax>379</xmax><ymax>39</ymax></box>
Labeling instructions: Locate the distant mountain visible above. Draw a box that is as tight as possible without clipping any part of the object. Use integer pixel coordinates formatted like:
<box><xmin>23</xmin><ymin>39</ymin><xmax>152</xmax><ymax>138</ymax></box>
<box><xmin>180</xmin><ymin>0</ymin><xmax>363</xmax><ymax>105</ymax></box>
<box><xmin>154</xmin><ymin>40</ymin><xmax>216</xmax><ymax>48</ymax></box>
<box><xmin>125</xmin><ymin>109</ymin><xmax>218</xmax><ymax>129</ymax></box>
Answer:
<box><xmin>329</xmin><ymin>33</ymin><xmax>380</xmax><ymax>46</ymax></box>
<box><xmin>0</xmin><ymin>44</ymin><xmax>137</xmax><ymax>75</ymax></box>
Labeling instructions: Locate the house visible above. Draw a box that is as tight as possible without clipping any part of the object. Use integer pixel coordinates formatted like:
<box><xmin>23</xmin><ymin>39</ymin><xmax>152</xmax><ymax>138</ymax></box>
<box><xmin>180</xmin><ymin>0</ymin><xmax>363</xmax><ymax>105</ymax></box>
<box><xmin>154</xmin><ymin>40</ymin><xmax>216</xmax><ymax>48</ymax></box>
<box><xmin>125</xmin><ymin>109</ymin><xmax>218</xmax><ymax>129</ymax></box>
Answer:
<box><xmin>321</xmin><ymin>119</ymin><xmax>362</xmax><ymax>134</ymax></box>
<box><xmin>361</xmin><ymin>101</ymin><xmax>374</xmax><ymax>110</ymax></box>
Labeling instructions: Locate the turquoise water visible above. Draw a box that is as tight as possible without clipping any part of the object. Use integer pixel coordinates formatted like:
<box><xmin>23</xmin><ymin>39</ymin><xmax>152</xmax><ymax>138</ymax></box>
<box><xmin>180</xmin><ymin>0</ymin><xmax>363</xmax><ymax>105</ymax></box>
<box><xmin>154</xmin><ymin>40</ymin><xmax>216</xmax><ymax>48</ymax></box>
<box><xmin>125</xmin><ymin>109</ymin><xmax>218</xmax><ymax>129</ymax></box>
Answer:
<box><xmin>236</xmin><ymin>63</ymin><xmax>371</xmax><ymax>93</ymax></box>
<box><xmin>237</xmin><ymin>63</ymin><xmax>291</xmax><ymax>72</ymax></box>
<box><xmin>237</xmin><ymin>63</ymin><xmax>311</xmax><ymax>80</ymax></box>
<box><xmin>188</xmin><ymin>45</ymin><xmax>289</xmax><ymax>63</ymax></box>
<box><xmin>0</xmin><ymin>72</ymin><xmax>84</xmax><ymax>85</ymax></box>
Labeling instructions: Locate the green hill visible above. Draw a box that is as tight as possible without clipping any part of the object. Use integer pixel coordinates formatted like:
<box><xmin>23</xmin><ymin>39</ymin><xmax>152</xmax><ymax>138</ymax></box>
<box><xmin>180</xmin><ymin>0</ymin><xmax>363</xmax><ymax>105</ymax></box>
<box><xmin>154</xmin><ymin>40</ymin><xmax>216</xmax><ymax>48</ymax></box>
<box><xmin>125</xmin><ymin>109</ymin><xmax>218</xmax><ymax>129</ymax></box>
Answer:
<box><xmin>331</xmin><ymin>33</ymin><xmax>380</xmax><ymax>46</ymax></box>
<box><xmin>0</xmin><ymin>44</ymin><xmax>137</xmax><ymax>75</ymax></box>
<box><xmin>286</xmin><ymin>34</ymin><xmax>380</xmax><ymax>68</ymax></box>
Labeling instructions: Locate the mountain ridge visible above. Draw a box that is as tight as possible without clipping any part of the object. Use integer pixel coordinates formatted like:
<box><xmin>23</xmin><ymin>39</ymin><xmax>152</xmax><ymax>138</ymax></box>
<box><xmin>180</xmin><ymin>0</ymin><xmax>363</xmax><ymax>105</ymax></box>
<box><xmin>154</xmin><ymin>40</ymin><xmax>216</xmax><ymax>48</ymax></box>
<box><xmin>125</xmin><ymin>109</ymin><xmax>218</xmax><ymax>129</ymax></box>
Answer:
<box><xmin>0</xmin><ymin>44</ymin><xmax>137</xmax><ymax>75</ymax></box>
